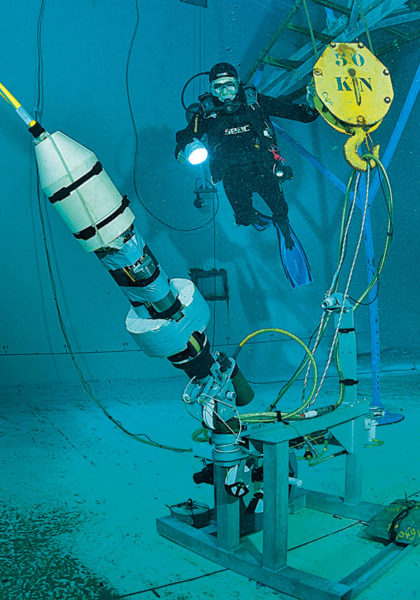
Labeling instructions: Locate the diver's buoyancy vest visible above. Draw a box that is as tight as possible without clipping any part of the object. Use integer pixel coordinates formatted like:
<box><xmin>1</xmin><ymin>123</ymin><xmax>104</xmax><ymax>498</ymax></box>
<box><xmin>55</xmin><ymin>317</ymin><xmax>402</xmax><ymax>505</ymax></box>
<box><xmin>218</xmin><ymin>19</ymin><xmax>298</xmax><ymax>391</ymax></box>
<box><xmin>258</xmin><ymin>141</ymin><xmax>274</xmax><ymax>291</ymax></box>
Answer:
<box><xmin>198</xmin><ymin>85</ymin><xmax>277</xmax><ymax>172</ymax></box>
<box><xmin>199</xmin><ymin>86</ymin><xmax>275</xmax><ymax>138</ymax></box>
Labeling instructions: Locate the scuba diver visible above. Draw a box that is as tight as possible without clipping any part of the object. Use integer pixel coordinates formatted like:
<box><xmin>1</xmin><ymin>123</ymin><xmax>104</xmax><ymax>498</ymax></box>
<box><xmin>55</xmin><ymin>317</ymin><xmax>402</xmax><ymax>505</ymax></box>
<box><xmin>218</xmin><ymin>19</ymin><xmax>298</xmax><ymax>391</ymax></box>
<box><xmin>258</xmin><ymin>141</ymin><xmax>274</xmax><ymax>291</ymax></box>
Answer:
<box><xmin>175</xmin><ymin>62</ymin><xmax>319</xmax><ymax>288</ymax></box>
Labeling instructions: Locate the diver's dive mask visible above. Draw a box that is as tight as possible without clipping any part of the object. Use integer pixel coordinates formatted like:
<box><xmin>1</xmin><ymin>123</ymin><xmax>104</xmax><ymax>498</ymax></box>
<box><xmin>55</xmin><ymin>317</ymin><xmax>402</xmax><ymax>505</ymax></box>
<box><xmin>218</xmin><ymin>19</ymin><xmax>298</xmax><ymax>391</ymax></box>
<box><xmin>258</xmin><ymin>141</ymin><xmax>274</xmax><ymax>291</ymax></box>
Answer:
<box><xmin>210</xmin><ymin>76</ymin><xmax>239</xmax><ymax>102</ymax></box>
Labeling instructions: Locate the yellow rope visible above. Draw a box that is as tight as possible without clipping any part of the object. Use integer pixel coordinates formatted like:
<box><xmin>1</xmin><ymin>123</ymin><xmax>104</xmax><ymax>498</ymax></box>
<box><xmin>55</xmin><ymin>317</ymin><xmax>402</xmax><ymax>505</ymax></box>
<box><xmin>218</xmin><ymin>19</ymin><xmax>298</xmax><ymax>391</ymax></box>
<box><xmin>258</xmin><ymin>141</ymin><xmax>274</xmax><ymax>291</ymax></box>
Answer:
<box><xmin>238</xmin><ymin>328</ymin><xmax>318</xmax><ymax>418</ymax></box>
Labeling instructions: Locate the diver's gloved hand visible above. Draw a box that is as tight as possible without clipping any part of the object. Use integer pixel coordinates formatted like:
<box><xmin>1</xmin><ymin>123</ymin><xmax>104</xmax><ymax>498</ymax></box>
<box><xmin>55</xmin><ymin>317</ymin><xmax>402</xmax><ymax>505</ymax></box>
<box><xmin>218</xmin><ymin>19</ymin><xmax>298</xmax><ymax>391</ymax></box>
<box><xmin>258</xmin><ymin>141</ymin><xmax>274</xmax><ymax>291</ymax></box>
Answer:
<box><xmin>305</xmin><ymin>81</ymin><xmax>316</xmax><ymax>110</ymax></box>
<box><xmin>176</xmin><ymin>149</ymin><xmax>187</xmax><ymax>164</ymax></box>
<box><xmin>275</xmin><ymin>164</ymin><xmax>294</xmax><ymax>182</ymax></box>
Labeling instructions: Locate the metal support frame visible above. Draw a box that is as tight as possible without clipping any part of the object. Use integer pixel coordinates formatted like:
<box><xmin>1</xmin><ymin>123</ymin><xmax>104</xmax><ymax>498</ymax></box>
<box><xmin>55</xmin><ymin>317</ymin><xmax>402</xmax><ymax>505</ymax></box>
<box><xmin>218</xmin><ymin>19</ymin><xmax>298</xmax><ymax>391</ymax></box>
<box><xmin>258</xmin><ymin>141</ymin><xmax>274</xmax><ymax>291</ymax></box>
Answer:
<box><xmin>348</xmin><ymin>0</ymin><xmax>361</xmax><ymax>33</ymax></box>
<box><xmin>157</xmin><ymin>294</ymin><xmax>412</xmax><ymax>598</ymax></box>
<box><xmin>244</xmin><ymin>0</ymin><xmax>304</xmax><ymax>84</ymax></box>
<box><xmin>214</xmin><ymin>463</ymin><xmax>240</xmax><ymax>551</ymax></box>
<box><xmin>371</xmin><ymin>13</ymin><xmax>420</xmax><ymax>30</ymax></box>
<box><xmin>157</xmin><ymin>403</ymin><xmax>411</xmax><ymax>600</ymax></box>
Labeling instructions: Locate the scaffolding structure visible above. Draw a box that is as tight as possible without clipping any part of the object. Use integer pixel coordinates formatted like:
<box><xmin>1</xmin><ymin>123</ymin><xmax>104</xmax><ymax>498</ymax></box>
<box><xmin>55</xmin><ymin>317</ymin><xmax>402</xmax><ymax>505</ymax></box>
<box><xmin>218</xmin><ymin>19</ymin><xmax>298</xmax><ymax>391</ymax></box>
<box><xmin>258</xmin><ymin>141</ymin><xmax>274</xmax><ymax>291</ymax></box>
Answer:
<box><xmin>244</xmin><ymin>0</ymin><xmax>420</xmax><ymax>97</ymax></box>
<box><xmin>244</xmin><ymin>0</ymin><xmax>419</xmax><ymax>423</ymax></box>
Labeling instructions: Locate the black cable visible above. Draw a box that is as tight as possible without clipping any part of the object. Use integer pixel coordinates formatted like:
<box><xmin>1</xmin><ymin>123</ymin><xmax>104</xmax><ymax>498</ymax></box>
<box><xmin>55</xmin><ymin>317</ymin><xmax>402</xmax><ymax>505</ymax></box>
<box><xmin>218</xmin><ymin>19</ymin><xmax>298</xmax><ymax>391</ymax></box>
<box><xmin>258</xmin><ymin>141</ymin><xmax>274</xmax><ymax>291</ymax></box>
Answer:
<box><xmin>124</xmin><ymin>6</ymin><xmax>217</xmax><ymax>232</ymax></box>
<box><xmin>35</xmin><ymin>0</ymin><xmax>46</xmax><ymax>120</ymax></box>
<box><xmin>116</xmin><ymin>569</ymin><xmax>228</xmax><ymax>598</ymax></box>
<box><xmin>246</xmin><ymin>322</ymin><xmax>320</xmax><ymax>387</ymax></box>
<box><xmin>3</xmin><ymin>353</ymin><xmax>415</xmax><ymax>379</ymax></box>
<box><xmin>193</xmin><ymin>177</ymin><xmax>220</xmax><ymax>223</ymax></box>
<box><xmin>35</xmin><ymin>168</ymin><xmax>188</xmax><ymax>452</ymax></box>
<box><xmin>248</xmin><ymin>368</ymin><xmax>339</xmax><ymax>386</ymax></box>
<box><xmin>31</xmin><ymin>0</ymin><xmax>189</xmax><ymax>454</ymax></box>
<box><xmin>349</xmin><ymin>166</ymin><xmax>393</xmax><ymax>308</ymax></box>
<box><xmin>124</xmin><ymin>0</ymin><xmax>140</xmax><ymax>200</ymax></box>
<box><xmin>1</xmin><ymin>349</ymin><xmax>145</xmax><ymax>357</ymax></box>
<box><xmin>289</xmin><ymin>519</ymin><xmax>364</xmax><ymax>550</ymax></box>
<box><xmin>348</xmin><ymin>278</ymin><xmax>380</xmax><ymax>306</ymax></box>
<box><xmin>379</xmin><ymin>168</ymin><xmax>394</xmax><ymax>240</ymax></box>
<box><xmin>115</xmin><ymin>520</ymin><xmax>363</xmax><ymax>598</ymax></box>
<box><xmin>211</xmin><ymin>180</ymin><xmax>217</xmax><ymax>349</ymax></box>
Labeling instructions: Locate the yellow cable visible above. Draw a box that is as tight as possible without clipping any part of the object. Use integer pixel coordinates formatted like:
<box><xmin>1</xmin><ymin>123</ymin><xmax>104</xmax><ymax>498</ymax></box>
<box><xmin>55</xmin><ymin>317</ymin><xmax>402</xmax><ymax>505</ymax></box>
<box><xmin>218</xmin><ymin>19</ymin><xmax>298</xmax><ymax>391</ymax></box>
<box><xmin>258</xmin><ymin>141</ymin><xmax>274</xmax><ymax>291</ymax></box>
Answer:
<box><xmin>191</xmin><ymin>330</ymin><xmax>318</xmax><ymax>440</ymax></box>
<box><xmin>0</xmin><ymin>89</ymin><xmax>12</xmax><ymax>106</ymax></box>
<box><xmin>238</xmin><ymin>328</ymin><xmax>318</xmax><ymax>418</ymax></box>
<box><xmin>0</xmin><ymin>81</ymin><xmax>21</xmax><ymax>109</ymax></box>
<box><xmin>189</xmin><ymin>335</ymin><xmax>202</xmax><ymax>354</ymax></box>
<box><xmin>0</xmin><ymin>80</ymin><xmax>37</xmax><ymax>129</ymax></box>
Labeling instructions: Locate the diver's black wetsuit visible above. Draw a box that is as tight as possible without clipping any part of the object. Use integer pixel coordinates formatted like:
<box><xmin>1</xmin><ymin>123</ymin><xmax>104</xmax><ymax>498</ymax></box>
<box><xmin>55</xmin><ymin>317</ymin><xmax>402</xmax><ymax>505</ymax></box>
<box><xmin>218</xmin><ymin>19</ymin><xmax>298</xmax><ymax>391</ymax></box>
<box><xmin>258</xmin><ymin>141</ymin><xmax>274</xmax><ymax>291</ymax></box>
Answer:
<box><xmin>175</xmin><ymin>85</ymin><xmax>318</xmax><ymax>242</ymax></box>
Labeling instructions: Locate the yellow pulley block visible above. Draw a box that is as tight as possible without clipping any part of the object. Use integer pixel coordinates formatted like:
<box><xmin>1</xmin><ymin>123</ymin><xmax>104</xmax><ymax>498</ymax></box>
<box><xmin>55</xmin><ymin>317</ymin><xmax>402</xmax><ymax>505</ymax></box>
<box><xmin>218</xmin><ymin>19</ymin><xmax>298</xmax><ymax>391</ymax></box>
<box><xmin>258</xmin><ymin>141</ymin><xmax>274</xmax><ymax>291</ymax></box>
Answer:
<box><xmin>312</xmin><ymin>42</ymin><xmax>393</xmax><ymax>171</ymax></box>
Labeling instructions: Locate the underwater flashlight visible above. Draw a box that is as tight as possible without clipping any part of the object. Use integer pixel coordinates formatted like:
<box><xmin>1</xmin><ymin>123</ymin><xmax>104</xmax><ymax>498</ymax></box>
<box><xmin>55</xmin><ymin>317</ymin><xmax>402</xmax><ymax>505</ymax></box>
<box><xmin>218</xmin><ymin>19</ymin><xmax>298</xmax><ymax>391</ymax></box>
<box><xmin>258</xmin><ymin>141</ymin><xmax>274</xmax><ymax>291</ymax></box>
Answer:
<box><xmin>185</xmin><ymin>139</ymin><xmax>208</xmax><ymax>165</ymax></box>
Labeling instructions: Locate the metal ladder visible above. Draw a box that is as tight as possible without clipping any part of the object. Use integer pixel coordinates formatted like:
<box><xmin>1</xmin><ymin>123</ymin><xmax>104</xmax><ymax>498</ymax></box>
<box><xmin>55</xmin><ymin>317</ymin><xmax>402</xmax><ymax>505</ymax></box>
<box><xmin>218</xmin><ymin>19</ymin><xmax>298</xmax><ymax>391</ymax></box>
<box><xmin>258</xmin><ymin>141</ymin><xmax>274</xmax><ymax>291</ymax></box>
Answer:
<box><xmin>244</xmin><ymin>0</ymin><xmax>420</xmax><ymax>96</ymax></box>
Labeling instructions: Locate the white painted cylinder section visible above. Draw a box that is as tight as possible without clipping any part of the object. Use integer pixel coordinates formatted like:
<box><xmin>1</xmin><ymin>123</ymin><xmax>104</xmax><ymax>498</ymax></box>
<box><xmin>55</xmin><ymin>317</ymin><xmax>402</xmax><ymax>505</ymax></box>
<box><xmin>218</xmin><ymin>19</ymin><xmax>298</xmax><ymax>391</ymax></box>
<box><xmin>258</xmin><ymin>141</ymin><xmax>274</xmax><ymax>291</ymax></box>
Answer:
<box><xmin>34</xmin><ymin>131</ymin><xmax>134</xmax><ymax>251</ymax></box>
<box><xmin>126</xmin><ymin>278</ymin><xmax>210</xmax><ymax>358</ymax></box>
